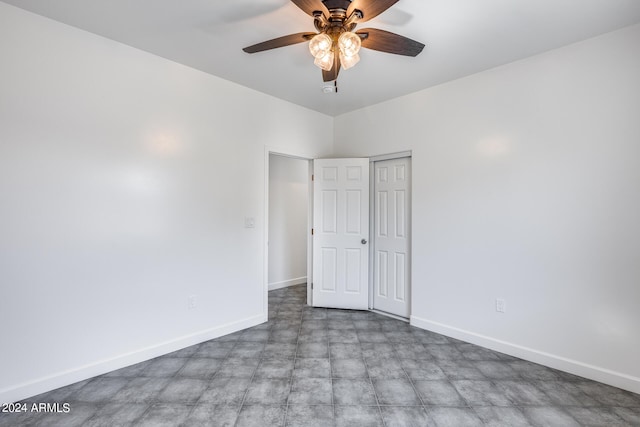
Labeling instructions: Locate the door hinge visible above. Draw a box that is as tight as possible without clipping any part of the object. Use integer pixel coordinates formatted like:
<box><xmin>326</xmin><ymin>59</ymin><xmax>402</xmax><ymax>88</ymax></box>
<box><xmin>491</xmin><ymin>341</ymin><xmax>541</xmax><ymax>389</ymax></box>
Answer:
<box><xmin>311</xmin><ymin>228</ymin><xmax>314</xmax><ymax>235</ymax></box>
<box><xmin>312</xmin><ymin>174</ymin><xmax>314</xmax><ymax>181</ymax></box>
<box><xmin>311</xmin><ymin>283</ymin><xmax>313</xmax><ymax>289</ymax></box>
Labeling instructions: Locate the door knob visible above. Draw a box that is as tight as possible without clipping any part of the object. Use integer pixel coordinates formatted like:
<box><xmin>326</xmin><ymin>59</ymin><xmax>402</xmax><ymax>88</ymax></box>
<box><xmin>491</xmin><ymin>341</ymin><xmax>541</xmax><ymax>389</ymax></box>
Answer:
<box><xmin>361</xmin><ymin>239</ymin><xmax>367</xmax><ymax>244</ymax></box>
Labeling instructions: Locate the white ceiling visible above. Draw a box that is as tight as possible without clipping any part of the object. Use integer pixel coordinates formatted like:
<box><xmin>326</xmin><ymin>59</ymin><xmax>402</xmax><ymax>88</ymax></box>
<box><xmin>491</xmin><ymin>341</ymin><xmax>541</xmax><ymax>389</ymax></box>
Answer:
<box><xmin>3</xmin><ymin>0</ymin><xmax>640</xmax><ymax>116</ymax></box>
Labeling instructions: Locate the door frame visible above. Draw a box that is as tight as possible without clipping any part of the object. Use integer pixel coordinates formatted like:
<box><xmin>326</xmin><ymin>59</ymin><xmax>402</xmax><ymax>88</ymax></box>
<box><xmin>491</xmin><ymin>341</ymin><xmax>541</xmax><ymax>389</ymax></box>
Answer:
<box><xmin>264</xmin><ymin>147</ymin><xmax>314</xmax><ymax>320</ymax></box>
<box><xmin>368</xmin><ymin>151</ymin><xmax>412</xmax><ymax>318</ymax></box>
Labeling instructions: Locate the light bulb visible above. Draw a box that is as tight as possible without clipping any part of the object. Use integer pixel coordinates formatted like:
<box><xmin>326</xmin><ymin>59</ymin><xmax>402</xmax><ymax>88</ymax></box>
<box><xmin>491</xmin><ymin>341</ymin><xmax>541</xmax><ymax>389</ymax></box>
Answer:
<box><xmin>338</xmin><ymin>31</ymin><xmax>361</xmax><ymax>58</ymax></box>
<box><xmin>309</xmin><ymin>33</ymin><xmax>333</xmax><ymax>59</ymax></box>
<box><xmin>314</xmin><ymin>50</ymin><xmax>335</xmax><ymax>71</ymax></box>
<box><xmin>339</xmin><ymin>51</ymin><xmax>360</xmax><ymax>70</ymax></box>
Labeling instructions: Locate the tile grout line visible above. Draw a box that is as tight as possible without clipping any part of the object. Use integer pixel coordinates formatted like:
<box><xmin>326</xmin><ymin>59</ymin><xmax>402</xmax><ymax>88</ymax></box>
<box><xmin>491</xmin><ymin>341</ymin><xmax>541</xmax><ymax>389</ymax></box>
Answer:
<box><xmin>230</xmin><ymin>301</ymin><xmax>282</xmax><ymax>427</ymax></box>
<box><xmin>399</xmin><ymin>348</ymin><xmax>435</xmax><ymax>423</ymax></box>
<box><xmin>100</xmin><ymin>346</ymin><xmax>196</xmax><ymax>426</ymax></box>
<box><xmin>365</xmin><ymin>354</ymin><xmax>389</xmax><ymax>427</ymax></box>
<box><xmin>183</xmin><ymin>340</ymin><xmax>227</xmax><ymax>423</ymax></box>
<box><xmin>328</xmin><ymin>317</ymin><xmax>339</xmax><ymax>425</ymax></box>
<box><xmin>282</xmin><ymin>291</ymin><xmax>305</xmax><ymax>427</ymax></box>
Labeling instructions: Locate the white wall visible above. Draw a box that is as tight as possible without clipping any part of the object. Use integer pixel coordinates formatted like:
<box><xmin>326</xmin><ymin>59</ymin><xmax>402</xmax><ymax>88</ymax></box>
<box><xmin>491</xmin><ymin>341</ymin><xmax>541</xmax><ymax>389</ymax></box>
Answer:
<box><xmin>2</xmin><ymin>1</ymin><xmax>639</xmax><ymax>403</ymax></box>
<box><xmin>0</xmin><ymin>3</ymin><xmax>333</xmax><ymax>403</ymax></box>
<box><xmin>334</xmin><ymin>24</ymin><xmax>640</xmax><ymax>393</ymax></box>
<box><xmin>268</xmin><ymin>155</ymin><xmax>309</xmax><ymax>290</ymax></box>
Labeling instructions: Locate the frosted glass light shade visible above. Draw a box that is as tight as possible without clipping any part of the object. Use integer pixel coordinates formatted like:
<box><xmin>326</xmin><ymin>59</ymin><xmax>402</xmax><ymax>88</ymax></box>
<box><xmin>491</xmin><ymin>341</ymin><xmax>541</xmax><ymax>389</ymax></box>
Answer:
<box><xmin>339</xmin><ymin>52</ymin><xmax>360</xmax><ymax>70</ymax></box>
<box><xmin>314</xmin><ymin>50</ymin><xmax>335</xmax><ymax>71</ymax></box>
<box><xmin>338</xmin><ymin>31</ymin><xmax>361</xmax><ymax>57</ymax></box>
<box><xmin>309</xmin><ymin>33</ymin><xmax>333</xmax><ymax>59</ymax></box>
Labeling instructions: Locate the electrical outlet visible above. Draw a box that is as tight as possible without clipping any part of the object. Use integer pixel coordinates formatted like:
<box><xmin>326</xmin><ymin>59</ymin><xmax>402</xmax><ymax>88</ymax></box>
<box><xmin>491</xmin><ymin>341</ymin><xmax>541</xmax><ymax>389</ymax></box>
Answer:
<box><xmin>188</xmin><ymin>295</ymin><xmax>197</xmax><ymax>310</ymax></box>
<box><xmin>496</xmin><ymin>298</ymin><xmax>506</xmax><ymax>313</ymax></box>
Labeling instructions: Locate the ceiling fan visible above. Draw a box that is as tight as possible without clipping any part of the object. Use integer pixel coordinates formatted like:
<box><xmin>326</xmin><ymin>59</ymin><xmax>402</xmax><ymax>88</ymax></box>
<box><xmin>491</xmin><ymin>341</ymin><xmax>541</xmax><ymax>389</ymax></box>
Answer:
<box><xmin>242</xmin><ymin>0</ymin><xmax>425</xmax><ymax>83</ymax></box>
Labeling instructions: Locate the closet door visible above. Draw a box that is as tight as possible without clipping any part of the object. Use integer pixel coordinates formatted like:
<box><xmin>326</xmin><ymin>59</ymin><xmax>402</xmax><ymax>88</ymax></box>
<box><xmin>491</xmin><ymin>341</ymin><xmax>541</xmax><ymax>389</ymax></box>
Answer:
<box><xmin>373</xmin><ymin>157</ymin><xmax>411</xmax><ymax>318</ymax></box>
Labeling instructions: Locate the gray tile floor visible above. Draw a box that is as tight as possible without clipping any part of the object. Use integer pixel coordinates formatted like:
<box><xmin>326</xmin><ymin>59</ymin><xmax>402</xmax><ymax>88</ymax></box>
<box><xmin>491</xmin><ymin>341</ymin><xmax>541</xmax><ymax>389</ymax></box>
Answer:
<box><xmin>2</xmin><ymin>284</ymin><xmax>639</xmax><ymax>426</ymax></box>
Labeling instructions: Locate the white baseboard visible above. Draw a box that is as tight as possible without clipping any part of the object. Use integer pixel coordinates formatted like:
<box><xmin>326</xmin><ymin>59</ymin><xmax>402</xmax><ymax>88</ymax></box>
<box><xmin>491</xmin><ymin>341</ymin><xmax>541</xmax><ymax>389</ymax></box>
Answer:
<box><xmin>268</xmin><ymin>277</ymin><xmax>306</xmax><ymax>291</ymax></box>
<box><xmin>410</xmin><ymin>315</ymin><xmax>640</xmax><ymax>395</ymax></box>
<box><xmin>0</xmin><ymin>314</ymin><xmax>265</xmax><ymax>404</ymax></box>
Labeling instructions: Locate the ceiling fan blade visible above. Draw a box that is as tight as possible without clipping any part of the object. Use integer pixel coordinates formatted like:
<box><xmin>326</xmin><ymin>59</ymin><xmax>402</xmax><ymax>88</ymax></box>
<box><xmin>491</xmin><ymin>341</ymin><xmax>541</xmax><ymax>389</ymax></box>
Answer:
<box><xmin>322</xmin><ymin>54</ymin><xmax>341</xmax><ymax>82</ymax></box>
<box><xmin>356</xmin><ymin>28</ymin><xmax>424</xmax><ymax>56</ymax></box>
<box><xmin>243</xmin><ymin>32</ymin><xmax>316</xmax><ymax>53</ymax></box>
<box><xmin>348</xmin><ymin>0</ymin><xmax>399</xmax><ymax>22</ymax></box>
<box><xmin>290</xmin><ymin>0</ymin><xmax>328</xmax><ymax>16</ymax></box>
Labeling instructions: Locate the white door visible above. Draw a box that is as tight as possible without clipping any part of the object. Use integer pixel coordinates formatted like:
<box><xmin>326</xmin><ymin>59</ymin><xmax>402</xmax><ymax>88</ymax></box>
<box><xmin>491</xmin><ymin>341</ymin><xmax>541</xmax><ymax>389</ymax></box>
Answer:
<box><xmin>313</xmin><ymin>158</ymin><xmax>369</xmax><ymax>310</ymax></box>
<box><xmin>373</xmin><ymin>157</ymin><xmax>411</xmax><ymax>318</ymax></box>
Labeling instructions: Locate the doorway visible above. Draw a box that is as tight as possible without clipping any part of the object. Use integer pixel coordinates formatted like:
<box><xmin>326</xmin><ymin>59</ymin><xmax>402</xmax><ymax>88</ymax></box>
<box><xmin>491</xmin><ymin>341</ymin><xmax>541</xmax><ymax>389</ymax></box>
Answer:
<box><xmin>267</xmin><ymin>154</ymin><xmax>310</xmax><ymax>293</ymax></box>
<box><xmin>265</xmin><ymin>151</ymin><xmax>411</xmax><ymax>319</ymax></box>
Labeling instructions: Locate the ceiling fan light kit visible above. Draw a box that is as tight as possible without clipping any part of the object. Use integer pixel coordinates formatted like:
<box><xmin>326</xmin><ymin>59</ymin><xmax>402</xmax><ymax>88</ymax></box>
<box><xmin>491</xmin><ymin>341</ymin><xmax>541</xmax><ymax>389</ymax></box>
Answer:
<box><xmin>243</xmin><ymin>0</ymin><xmax>425</xmax><ymax>84</ymax></box>
<box><xmin>310</xmin><ymin>30</ymin><xmax>361</xmax><ymax>71</ymax></box>
<box><xmin>314</xmin><ymin>49</ymin><xmax>335</xmax><ymax>71</ymax></box>
<box><xmin>339</xmin><ymin>51</ymin><xmax>360</xmax><ymax>70</ymax></box>
<box><xmin>338</xmin><ymin>31</ymin><xmax>361</xmax><ymax>57</ymax></box>
<box><xmin>309</xmin><ymin>33</ymin><xmax>333</xmax><ymax>58</ymax></box>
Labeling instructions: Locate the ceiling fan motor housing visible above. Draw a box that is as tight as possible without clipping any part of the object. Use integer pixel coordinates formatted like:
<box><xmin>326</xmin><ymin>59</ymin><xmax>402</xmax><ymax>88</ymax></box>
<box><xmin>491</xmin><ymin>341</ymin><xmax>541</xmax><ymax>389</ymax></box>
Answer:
<box><xmin>314</xmin><ymin>2</ymin><xmax>360</xmax><ymax>36</ymax></box>
<box><xmin>322</xmin><ymin>0</ymin><xmax>352</xmax><ymax>12</ymax></box>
